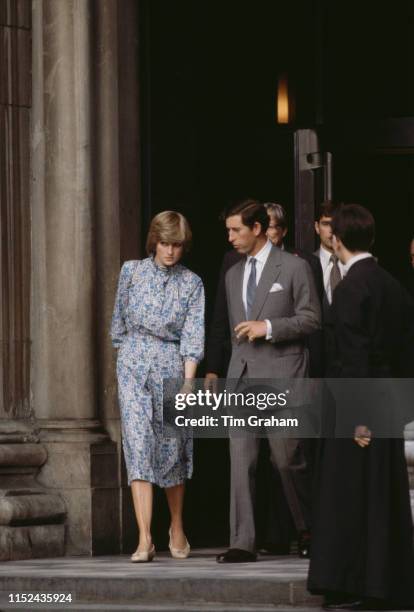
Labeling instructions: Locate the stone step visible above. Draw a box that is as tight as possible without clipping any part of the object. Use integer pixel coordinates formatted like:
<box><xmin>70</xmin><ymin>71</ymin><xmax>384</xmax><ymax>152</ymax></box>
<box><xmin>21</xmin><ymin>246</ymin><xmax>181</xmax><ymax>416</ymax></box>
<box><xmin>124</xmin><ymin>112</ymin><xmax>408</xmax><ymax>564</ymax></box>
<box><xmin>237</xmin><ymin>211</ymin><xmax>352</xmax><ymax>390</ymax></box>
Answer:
<box><xmin>0</xmin><ymin>604</ymin><xmax>319</xmax><ymax>612</ymax></box>
<box><xmin>0</xmin><ymin>549</ymin><xmax>321</xmax><ymax>609</ymax></box>
<box><xmin>0</xmin><ymin>604</ymin><xmax>322</xmax><ymax>611</ymax></box>
<box><xmin>0</xmin><ymin>603</ymin><xmax>409</xmax><ymax>612</ymax></box>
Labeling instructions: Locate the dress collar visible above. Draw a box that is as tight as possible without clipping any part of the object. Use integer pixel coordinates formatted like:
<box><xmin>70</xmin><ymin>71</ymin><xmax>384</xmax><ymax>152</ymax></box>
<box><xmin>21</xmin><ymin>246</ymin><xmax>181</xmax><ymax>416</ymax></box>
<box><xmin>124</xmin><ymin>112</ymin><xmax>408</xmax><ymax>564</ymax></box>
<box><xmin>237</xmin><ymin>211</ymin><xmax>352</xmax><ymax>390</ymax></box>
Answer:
<box><xmin>150</xmin><ymin>255</ymin><xmax>174</xmax><ymax>274</ymax></box>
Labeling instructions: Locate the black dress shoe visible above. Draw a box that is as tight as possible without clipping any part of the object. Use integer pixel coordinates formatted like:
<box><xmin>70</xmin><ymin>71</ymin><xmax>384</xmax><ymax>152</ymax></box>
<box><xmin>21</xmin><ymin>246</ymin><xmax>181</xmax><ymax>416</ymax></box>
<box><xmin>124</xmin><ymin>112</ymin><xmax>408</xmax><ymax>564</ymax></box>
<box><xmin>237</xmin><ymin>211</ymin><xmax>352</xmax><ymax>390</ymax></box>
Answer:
<box><xmin>345</xmin><ymin>598</ymin><xmax>401</xmax><ymax>610</ymax></box>
<box><xmin>323</xmin><ymin>595</ymin><xmax>396</xmax><ymax>610</ymax></box>
<box><xmin>298</xmin><ymin>530</ymin><xmax>311</xmax><ymax>558</ymax></box>
<box><xmin>259</xmin><ymin>544</ymin><xmax>290</xmax><ymax>555</ymax></box>
<box><xmin>323</xmin><ymin>593</ymin><xmax>363</xmax><ymax>610</ymax></box>
<box><xmin>216</xmin><ymin>548</ymin><xmax>257</xmax><ymax>563</ymax></box>
<box><xmin>323</xmin><ymin>600</ymin><xmax>363</xmax><ymax>610</ymax></box>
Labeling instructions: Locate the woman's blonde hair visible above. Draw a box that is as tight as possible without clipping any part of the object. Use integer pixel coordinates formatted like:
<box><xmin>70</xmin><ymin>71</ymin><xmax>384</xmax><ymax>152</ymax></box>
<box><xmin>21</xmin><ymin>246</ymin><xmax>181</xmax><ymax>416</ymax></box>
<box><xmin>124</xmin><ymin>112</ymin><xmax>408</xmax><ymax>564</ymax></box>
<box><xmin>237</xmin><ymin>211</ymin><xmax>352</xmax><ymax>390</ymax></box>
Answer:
<box><xmin>146</xmin><ymin>211</ymin><xmax>192</xmax><ymax>255</ymax></box>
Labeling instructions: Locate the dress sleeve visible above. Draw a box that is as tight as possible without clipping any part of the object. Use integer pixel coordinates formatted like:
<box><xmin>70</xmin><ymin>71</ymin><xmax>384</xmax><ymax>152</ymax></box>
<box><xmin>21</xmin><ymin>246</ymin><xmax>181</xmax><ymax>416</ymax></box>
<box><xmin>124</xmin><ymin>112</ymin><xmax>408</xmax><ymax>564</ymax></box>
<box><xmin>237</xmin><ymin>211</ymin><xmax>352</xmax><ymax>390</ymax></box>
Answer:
<box><xmin>110</xmin><ymin>261</ymin><xmax>135</xmax><ymax>348</ymax></box>
<box><xmin>180</xmin><ymin>277</ymin><xmax>205</xmax><ymax>363</ymax></box>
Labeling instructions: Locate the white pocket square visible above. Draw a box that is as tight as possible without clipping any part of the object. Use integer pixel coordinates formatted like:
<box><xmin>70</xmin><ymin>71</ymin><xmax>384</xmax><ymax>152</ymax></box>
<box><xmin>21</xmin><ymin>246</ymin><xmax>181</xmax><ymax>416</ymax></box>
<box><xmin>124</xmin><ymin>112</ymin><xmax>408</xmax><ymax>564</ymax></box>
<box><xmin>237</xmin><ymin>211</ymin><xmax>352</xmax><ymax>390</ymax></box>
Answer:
<box><xmin>270</xmin><ymin>282</ymin><xmax>284</xmax><ymax>293</ymax></box>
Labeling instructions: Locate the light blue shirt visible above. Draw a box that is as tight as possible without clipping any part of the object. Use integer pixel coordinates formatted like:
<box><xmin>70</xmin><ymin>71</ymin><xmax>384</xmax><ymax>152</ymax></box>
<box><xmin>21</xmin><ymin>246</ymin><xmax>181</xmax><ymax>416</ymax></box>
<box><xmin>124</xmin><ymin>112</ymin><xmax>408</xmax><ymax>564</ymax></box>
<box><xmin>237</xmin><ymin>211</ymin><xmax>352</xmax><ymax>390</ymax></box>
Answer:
<box><xmin>242</xmin><ymin>239</ymin><xmax>273</xmax><ymax>339</ymax></box>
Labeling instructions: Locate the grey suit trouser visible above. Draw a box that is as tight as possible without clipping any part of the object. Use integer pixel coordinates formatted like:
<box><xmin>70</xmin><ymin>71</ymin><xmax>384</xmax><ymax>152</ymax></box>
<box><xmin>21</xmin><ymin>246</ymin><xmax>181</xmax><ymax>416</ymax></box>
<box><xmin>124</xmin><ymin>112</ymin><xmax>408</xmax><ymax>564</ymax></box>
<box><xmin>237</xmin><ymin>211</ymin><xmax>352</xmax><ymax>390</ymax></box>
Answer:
<box><xmin>229</xmin><ymin>434</ymin><xmax>309</xmax><ymax>552</ymax></box>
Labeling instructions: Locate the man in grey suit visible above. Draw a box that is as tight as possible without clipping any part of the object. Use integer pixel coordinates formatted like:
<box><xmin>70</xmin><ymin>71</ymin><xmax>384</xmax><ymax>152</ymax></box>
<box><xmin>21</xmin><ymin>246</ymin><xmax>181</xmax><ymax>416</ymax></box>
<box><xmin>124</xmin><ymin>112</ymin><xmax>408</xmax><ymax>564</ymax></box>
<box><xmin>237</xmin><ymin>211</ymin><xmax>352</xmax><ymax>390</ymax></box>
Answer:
<box><xmin>314</xmin><ymin>201</ymin><xmax>345</xmax><ymax>373</ymax></box>
<box><xmin>217</xmin><ymin>199</ymin><xmax>321</xmax><ymax>563</ymax></box>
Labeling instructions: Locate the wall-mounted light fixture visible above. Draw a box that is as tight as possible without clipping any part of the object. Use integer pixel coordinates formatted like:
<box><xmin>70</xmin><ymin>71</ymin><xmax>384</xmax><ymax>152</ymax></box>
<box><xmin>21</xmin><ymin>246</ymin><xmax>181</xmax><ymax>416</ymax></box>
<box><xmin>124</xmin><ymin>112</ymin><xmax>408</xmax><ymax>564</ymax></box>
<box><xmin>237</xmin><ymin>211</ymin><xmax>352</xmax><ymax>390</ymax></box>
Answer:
<box><xmin>277</xmin><ymin>74</ymin><xmax>289</xmax><ymax>124</ymax></box>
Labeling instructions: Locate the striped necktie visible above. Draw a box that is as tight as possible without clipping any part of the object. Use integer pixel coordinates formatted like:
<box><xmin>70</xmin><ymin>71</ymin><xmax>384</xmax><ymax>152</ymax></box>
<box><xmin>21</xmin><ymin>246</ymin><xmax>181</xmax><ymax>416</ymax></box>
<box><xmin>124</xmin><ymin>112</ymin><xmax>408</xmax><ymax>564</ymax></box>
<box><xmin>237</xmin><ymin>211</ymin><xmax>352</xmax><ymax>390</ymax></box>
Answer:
<box><xmin>246</xmin><ymin>258</ymin><xmax>257</xmax><ymax>319</ymax></box>
<box><xmin>330</xmin><ymin>254</ymin><xmax>342</xmax><ymax>298</ymax></box>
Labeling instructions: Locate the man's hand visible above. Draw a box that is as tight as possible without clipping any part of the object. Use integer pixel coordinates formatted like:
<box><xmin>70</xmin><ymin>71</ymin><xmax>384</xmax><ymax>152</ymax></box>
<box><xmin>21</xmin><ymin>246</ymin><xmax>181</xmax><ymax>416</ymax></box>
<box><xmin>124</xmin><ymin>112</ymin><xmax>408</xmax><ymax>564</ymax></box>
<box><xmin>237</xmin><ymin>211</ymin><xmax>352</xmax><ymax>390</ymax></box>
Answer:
<box><xmin>354</xmin><ymin>425</ymin><xmax>372</xmax><ymax>447</ymax></box>
<box><xmin>204</xmin><ymin>372</ymin><xmax>219</xmax><ymax>392</ymax></box>
<box><xmin>235</xmin><ymin>320</ymin><xmax>267</xmax><ymax>342</ymax></box>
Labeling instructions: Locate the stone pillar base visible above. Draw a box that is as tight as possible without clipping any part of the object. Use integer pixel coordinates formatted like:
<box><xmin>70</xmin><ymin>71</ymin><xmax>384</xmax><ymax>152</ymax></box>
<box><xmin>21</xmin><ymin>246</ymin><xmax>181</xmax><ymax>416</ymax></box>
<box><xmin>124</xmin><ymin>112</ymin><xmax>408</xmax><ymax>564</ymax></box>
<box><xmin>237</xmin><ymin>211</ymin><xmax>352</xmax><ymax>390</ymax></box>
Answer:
<box><xmin>0</xmin><ymin>525</ymin><xmax>65</xmax><ymax>561</ymax></box>
<box><xmin>37</xmin><ymin>419</ymin><xmax>120</xmax><ymax>555</ymax></box>
<box><xmin>0</xmin><ymin>421</ymin><xmax>66</xmax><ymax>560</ymax></box>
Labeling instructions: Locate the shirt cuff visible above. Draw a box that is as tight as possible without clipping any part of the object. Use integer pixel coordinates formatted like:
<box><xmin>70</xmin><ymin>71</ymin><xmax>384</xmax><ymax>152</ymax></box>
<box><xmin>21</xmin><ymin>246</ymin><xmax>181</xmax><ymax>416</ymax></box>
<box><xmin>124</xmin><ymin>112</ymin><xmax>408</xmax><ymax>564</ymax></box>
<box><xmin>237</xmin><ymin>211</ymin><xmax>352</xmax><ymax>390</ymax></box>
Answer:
<box><xmin>264</xmin><ymin>319</ymin><xmax>272</xmax><ymax>340</ymax></box>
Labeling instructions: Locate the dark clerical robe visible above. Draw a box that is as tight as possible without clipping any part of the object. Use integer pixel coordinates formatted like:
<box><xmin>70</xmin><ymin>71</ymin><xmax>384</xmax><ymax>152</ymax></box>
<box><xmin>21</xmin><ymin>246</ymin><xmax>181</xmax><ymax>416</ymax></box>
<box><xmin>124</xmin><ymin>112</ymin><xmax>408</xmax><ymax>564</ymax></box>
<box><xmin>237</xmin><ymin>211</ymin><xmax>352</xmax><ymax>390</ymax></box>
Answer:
<box><xmin>308</xmin><ymin>257</ymin><xmax>414</xmax><ymax>607</ymax></box>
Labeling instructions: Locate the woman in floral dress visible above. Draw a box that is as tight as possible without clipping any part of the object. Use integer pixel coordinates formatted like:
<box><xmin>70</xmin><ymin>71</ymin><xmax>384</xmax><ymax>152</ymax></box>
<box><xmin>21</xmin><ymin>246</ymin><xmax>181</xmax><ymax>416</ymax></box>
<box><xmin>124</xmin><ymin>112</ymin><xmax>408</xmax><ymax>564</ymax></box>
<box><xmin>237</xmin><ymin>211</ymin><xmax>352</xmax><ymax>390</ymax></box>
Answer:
<box><xmin>111</xmin><ymin>211</ymin><xmax>204</xmax><ymax>562</ymax></box>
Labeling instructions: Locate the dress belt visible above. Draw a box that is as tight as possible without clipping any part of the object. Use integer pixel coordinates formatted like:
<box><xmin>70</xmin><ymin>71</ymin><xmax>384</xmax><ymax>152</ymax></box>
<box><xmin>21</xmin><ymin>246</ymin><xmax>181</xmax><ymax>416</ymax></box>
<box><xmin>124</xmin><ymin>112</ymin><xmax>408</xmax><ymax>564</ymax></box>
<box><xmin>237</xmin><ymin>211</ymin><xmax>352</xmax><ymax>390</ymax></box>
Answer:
<box><xmin>129</xmin><ymin>330</ymin><xmax>180</xmax><ymax>344</ymax></box>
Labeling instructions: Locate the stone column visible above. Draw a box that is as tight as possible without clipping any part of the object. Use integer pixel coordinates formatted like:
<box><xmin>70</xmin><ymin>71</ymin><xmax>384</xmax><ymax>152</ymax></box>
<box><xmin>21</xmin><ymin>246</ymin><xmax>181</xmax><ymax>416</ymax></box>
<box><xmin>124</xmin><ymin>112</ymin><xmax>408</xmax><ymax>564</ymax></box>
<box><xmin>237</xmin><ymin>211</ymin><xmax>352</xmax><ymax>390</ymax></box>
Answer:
<box><xmin>92</xmin><ymin>0</ymin><xmax>142</xmax><ymax>553</ymax></box>
<box><xmin>31</xmin><ymin>0</ymin><xmax>119</xmax><ymax>555</ymax></box>
<box><xmin>0</xmin><ymin>0</ymin><xmax>31</xmax><ymax>420</ymax></box>
<box><xmin>0</xmin><ymin>0</ymin><xmax>66</xmax><ymax>562</ymax></box>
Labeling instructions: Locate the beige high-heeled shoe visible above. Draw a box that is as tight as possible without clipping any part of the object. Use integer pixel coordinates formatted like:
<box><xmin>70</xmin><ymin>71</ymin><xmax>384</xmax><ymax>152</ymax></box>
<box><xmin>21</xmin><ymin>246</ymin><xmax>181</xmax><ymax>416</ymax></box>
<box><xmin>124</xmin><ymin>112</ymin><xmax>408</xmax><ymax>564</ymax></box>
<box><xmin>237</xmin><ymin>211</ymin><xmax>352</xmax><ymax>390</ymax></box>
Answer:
<box><xmin>130</xmin><ymin>544</ymin><xmax>155</xmax><ymax>563</ymax></box>
<box><xmin>168</xmin><ymin>528</ymin><xmax>190</xmax><ymax>559</ymax></box>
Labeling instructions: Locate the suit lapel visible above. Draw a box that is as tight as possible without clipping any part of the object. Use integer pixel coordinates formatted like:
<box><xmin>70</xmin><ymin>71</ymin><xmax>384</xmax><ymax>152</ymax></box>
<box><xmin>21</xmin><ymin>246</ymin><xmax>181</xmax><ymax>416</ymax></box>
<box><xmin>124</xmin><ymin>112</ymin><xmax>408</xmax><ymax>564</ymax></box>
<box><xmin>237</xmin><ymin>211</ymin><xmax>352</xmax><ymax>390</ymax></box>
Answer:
<box><xmin>250</xmin><ymin>246</ymin><xmax>282</xmax><ymax>321</ymax></box>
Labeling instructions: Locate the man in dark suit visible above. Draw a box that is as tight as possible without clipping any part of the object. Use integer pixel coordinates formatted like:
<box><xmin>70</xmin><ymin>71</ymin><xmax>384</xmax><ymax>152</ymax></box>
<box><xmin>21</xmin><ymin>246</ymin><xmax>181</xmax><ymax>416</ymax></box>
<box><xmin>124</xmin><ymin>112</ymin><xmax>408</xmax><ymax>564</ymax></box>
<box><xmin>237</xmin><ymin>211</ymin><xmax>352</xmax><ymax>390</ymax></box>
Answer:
<box><xmin>403</xmin><ymin>235</ymin><xmax>414</xmax><ymax>298</ymax></box>
<box><xmin>214</xmin><ymin>199</ymin><xmax>321</xmax><ymax>563</ymax></box>
<box><xmin>205</xmin><ymin>202</ymin><xmax>323</xmax><ymax>557</ymax></box>
<box><xmin>314</xmin><ymin>201</ymin><xmax>345</xmax><ymax>374</ymax></box>
<box><xmin>308</xmin><ymin>204</ymin><xmax>414</xmax><ymax>610</ymax></box>
<box><xmin>314</xmin><ymin>201</ymin><xmax>345</xmax><ymax>307</ymax></box>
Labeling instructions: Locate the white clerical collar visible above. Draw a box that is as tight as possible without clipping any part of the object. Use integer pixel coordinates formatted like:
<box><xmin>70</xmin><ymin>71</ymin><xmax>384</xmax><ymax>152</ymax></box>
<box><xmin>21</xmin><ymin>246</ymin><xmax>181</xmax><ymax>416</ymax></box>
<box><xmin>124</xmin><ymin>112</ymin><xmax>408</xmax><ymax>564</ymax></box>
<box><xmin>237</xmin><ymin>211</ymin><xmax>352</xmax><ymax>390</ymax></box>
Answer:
<box><xmin>343</xmin><ymin>252</ymin><xmax>373</xmax><ymax>275</ymax></box>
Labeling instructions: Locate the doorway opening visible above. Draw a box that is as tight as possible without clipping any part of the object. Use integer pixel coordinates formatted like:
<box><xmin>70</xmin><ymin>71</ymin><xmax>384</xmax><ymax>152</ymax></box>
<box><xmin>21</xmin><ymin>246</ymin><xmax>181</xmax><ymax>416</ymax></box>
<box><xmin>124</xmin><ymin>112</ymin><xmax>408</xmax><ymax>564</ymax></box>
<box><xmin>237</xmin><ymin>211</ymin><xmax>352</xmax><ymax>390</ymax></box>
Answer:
<box><xmin>135</xmin><ymin>0</ymin><xmax>414</xmax><ymax>548</ymax></box>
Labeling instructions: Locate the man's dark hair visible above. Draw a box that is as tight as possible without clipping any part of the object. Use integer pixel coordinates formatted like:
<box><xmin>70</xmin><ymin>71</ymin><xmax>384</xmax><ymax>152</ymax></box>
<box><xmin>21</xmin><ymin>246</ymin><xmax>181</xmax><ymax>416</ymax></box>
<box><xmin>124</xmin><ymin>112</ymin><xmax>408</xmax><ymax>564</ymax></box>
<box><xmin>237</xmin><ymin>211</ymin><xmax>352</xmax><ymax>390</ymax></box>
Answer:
<box><xmin>331</xmin><ymin>204</ymin><xmax>375</xmax><ymax>252</ymax></box>
<box><xmin>315</xmin><ymin>200</ymin><xmax>341</xmax><ymax>222</ymax></box>
<box><xmin>224</xmin><ymin>198</ymin><xmax>269</xmax><ymax>233</ymax></box>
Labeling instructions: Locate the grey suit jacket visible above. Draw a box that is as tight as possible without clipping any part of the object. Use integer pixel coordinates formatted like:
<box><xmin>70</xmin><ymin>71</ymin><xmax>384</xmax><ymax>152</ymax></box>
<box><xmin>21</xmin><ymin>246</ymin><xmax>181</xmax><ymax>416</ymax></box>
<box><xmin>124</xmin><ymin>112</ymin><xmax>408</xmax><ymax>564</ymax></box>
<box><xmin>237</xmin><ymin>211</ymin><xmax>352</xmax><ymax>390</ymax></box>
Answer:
<box><xmin>225</xmin><ymin>246</ymin><xmax>321</xmax><ymax>380</ymax></box>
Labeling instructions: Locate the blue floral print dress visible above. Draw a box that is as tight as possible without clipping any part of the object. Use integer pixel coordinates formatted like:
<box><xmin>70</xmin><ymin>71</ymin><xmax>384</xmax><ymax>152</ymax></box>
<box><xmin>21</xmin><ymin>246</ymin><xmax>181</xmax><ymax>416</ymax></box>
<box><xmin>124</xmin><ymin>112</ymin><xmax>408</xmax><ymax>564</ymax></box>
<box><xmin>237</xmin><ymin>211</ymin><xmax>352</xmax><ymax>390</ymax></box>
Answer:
<box><xmin>111</xmin><ymin>257</ymin><xmax>204</xmax><ymax>487</ymax></box>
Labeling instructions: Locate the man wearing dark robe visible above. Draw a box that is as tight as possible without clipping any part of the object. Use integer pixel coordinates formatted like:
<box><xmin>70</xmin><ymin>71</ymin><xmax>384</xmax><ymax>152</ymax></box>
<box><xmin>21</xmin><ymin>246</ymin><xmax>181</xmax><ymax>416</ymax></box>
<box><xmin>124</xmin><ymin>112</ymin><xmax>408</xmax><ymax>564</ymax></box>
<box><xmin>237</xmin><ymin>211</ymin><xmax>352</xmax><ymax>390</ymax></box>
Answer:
<box><xmin>308</xmin><ymin>204</ymin><xmax>414</xmax><ymax>610</ymax></box>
